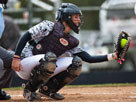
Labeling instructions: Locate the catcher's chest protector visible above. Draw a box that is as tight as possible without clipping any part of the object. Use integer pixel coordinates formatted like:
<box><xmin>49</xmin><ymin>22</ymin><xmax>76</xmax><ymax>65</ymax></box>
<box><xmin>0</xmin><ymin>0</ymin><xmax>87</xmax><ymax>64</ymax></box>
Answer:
<box><xmin>32</xmin><ymin>22</ymin><xmax>79</xmax><ymax>57</ymax></box>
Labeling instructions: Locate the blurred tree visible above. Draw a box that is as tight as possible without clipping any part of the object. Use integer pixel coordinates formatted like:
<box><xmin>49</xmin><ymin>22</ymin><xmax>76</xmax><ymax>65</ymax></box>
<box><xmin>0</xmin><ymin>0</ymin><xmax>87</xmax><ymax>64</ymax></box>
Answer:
<box><xmin>62</xmin><ymin>0</ymin><xmax>105</xmax><ymax>6</ymax></box>
<box><xmin>4</xmin><ymin>0</ymin><xmax>105</xmax><ymax>32</ymax></box>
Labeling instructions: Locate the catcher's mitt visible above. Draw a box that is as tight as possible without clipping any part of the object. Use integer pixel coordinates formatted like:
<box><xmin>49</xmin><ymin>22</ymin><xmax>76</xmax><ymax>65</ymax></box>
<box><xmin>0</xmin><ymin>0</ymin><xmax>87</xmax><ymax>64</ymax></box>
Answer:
<box><xmin>115</xmin><ymin>31</ymin><xmax>131</xmax><ymax>64</ymax></box>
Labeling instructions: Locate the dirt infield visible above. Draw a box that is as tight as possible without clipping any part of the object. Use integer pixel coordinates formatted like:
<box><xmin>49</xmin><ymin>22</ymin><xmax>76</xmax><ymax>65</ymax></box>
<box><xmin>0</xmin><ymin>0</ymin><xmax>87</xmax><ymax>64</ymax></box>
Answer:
<box><xmin>2</xmin><ymin>86</ymin><xmax>136</xmax><ymax>102</ymax></box>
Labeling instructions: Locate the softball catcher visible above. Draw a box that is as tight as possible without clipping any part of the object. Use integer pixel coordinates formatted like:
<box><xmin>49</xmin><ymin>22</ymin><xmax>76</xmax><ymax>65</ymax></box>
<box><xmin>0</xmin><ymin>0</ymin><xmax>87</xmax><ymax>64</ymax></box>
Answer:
<box><xmin>11</xmin><ymin>3</ymin><xmax>130</xmax><ymax>101</ymax></box>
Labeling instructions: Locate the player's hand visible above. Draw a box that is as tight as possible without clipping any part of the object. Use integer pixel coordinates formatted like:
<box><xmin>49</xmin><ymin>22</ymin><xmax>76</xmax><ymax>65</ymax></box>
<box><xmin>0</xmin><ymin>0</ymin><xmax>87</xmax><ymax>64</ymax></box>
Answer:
<box><xmin>112</xmin><ymin>52</ymin><xmax>118</xmax><ymax>60</ymax></box>
<box><xmin>11</xmin><ymin>55</ymin><xmax>22</xmax><ymax>71</ymax></box>
<box><xmin>107</xmin><ymin>52</ymin><xmax>118</xmax><ymax>61</ymax></box>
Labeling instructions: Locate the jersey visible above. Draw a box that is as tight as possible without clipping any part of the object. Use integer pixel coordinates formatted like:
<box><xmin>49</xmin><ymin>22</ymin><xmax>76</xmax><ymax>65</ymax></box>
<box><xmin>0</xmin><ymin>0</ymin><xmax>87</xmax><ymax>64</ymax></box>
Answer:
<box><xmin>21</xmin><ymin>20</ymin><xmax>83</xmax><ymax>58</ymax></box>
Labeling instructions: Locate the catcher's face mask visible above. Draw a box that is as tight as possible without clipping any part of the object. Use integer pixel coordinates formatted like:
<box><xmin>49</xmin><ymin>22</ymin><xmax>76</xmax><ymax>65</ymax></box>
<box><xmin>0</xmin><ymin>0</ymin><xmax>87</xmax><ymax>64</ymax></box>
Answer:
<box><xmin>0</xmin><ymin>7</ymin><xmax>5</xmax><ymax>38</ymax></box>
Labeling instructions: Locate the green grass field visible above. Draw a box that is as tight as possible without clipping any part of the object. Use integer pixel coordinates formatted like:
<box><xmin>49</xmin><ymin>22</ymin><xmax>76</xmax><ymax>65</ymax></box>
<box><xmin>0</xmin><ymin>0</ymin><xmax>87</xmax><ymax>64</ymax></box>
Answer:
<box><xmin>4</xmin><ymin>83</ymin><xmax>136</xmax><ymax>90</ymax></box>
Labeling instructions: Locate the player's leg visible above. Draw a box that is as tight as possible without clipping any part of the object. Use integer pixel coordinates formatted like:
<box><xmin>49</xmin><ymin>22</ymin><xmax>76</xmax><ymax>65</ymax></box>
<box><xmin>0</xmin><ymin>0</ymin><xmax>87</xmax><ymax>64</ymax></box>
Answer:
<box><xmin>39</xmin><ymin>56</ymin><xmax>82</xmax><ymax>100</ymax></box>
<box><xmin>0</xmin><ymin>59</ymin><xmax>11</xmax><ymax>100</ymax></box>
<box><xmin>16</xmin><ymin>54</ymin><xmax>46</xmax><ymax>101</ymax></box>
<box><xmin>16</xmin><ymin>54</ymin><xmax>45</xmax><ymax>80</ymax></box>
<box><xmin>0</xmin><ymin>46</ymin><xmax>14</xmax><ymax>68</ymax></box>
<box><xmin>0</xmin><ymin>47</ymin><xmax>14</xmax><ymax>100</ymax></box>
<box><xmin>20</xmin><ymin>52</ymin><xmax>57</xmax><ymax>101</ymax></box>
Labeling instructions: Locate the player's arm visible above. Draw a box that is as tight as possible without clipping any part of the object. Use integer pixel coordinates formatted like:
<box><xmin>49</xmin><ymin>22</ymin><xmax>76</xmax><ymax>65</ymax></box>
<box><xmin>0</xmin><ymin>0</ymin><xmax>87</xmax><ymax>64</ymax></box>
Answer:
<box><xmin>15</xmin><ymin>31</ymin><xmax>31</xmax><ymax>56</ymax></box>
<box><xmin>12</xmin><ymin>31</ymin><xmax>31</xmax><ymax>71</ymax></box>
<box><xmin>65</xmin><ymin>47</ymin><xmax>117</xmax><ymax>63</ymax></box>
<box><xmin>12</xmin><ymin>21</ymin><xmax>54</xmax><ymax>71</ymax></box>
<box><xmin>74</xmin><ymin>51</ymin><xmax>117</xmax><ymax>63</ymax></box>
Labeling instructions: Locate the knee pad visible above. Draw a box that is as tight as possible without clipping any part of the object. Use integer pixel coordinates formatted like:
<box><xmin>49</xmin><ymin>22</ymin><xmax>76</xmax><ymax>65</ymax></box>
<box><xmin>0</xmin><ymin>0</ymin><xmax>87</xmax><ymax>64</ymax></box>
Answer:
<box><xmin>25</xmin><ymin>52</ymin><xmax>57</xmax><ymax>92</ymax></box>
<box><xmin>44</xmin><ymin>52</ymin><xmax>57</xmax><ymax>62</ymax></box>
<box><xmin>67</xmin><ymin>56</ymin><xmax>82</xmax><ymax>77</ymax></box>
<box><xmin>39</xmin><ymin>52</ymin><xmax>57</xmax><ymax>75</ymax></box>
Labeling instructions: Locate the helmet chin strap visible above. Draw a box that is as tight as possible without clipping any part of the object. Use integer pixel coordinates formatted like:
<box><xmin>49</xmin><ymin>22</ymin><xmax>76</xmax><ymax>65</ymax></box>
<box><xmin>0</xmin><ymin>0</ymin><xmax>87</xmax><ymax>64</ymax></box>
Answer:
<box><xmin>66</xmin><ymin>19</ymin><xmax>80</xmax><ymax>34</ymax></box>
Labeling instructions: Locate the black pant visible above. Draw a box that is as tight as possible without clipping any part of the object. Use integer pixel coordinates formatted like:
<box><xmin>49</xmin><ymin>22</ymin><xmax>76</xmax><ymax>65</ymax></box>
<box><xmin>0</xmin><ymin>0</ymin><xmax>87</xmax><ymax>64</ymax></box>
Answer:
<box><xmin>0</xmin><ymin>47</ymin><xmax>14</xmax><ymax>88</ymax></box>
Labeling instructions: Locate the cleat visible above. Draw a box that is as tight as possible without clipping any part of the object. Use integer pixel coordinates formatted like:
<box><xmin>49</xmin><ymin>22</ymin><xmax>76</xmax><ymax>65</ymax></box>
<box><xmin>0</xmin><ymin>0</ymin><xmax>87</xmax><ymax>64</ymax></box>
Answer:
<box><xmin>23</xmin><ymin>89</ymin><xmax>41</xmax><ymax>101</ymax></box>
<box><xmin>38</xmin><ymin>88</ymin><xmax>65</xmax><ymax>100</ymax></box>
<box><xmin>0</xmin><ymin>90</ymin><xmax>11</xmax><ymax>100</ymax></box>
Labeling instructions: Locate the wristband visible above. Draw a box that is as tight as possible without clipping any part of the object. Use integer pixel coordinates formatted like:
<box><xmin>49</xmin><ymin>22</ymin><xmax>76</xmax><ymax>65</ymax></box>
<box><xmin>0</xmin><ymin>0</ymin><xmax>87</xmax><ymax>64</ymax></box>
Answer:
<box><xmin>13</xmin><ymin>55</ymin><xmax>20</xmax><ymax>59</ymax></box>
<box><xmin>13</xmin><ymin>58</ymin><xmax>20</xmax><ymax>61</ymax></box>
<box><xmin>107</xmin><ymin>53</ymin><xmax>114</xmax><ymax>61</ymax></box>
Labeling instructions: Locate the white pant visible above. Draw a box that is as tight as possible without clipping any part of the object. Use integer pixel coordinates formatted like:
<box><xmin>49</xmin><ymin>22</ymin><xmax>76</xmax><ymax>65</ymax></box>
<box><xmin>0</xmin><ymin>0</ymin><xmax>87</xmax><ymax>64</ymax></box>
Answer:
<box><xmin>16</xmin><ymin>54</ymin><xmax>73</xmax><ymax>80</ymax></box>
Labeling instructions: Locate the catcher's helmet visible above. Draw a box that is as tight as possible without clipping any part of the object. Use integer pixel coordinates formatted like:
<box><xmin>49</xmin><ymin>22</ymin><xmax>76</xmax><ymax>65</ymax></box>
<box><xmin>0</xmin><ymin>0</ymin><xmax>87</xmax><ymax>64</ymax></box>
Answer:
<box><xmin>56</xmin><ymin>3</ymin><xmax>82</xmax><ymax>34</ymax></box>
<box><xmin>0</xmin><ymin>0</ymin><xmax>8</xmax><ymax>9</ymax></box>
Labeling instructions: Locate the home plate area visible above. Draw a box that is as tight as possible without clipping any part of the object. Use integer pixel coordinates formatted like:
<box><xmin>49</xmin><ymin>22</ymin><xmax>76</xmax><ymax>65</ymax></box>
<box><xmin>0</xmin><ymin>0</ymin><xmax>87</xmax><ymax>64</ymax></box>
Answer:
<box><xmin>2</xmin><ymin>86</ymin><xmax>136</xmax><ymax>102</ymax></box>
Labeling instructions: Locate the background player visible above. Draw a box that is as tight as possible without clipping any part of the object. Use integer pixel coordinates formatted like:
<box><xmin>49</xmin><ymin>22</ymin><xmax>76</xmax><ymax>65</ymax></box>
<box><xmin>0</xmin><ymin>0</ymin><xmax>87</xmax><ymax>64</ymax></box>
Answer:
<box><xmin>0</xmin><ymin>0</ymin><xmax>15</xmax><ymax>100</ymax></box>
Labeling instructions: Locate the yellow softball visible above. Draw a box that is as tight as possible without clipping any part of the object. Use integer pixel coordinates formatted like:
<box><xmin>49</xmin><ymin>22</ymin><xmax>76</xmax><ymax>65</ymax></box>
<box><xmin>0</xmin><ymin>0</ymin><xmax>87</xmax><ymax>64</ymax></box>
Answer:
<box><xmin>121</xmin><ymin>39</ymin><xmax>127</xmax><ymax>48</ymax></box>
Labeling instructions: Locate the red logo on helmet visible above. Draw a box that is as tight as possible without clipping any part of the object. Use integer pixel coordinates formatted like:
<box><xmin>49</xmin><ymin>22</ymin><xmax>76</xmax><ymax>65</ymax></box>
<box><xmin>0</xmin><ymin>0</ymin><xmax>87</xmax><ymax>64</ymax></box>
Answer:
<box><xmin>59</xmin><ymin>38</ymin><xmax>69</xmax><ymax>46</ymax></box>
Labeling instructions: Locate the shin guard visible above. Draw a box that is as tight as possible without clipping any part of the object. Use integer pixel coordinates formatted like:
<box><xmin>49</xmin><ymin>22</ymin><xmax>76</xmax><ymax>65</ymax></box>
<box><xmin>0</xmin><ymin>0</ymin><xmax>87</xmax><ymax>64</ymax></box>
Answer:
<box><xmin>24</xmin><ymin>52</ymin><xmax>57</xmax><ymax>92</ymax></box>
<box><xmin>39</xmin><ymin>56</ymin><xmax>82</xmax><ymax>95</ymax></box>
